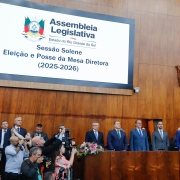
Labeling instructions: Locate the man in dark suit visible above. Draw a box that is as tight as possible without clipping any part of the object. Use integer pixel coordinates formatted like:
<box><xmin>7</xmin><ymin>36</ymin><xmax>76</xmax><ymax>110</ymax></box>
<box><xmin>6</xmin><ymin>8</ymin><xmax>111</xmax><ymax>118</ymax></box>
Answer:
<box><xmin>34</xmin><ymin>124</ymin><xmax>48</xmax><ymax>141</ymax></box>
<box><xmin>130</xmin><ymin>119</ymin><xmax>149</xmax><ymax>151</ymax></box>
<box><xmin>176</xmin><ymin>127</ymin><xmax>180</xmax><ymax>150</ymax></box>
<box><xmin>85</xmin><ymin>121</ymin><xmax>104</xmax><ymax>147</ymax></box>
<box><xmin>0</xmin><ymin>120</ymin><xmax>8</xmax><ymax>178</ymax></box>
<box><xmin>152</xmin><ymin>121</ymin><xmax>169</xmax><ymax>151</ymax></box>
<box><xmin>107</xmin><ymin>121</ymin><xmax>128</xmax><ymax>151</ymax></box>
<box><xmin>3</xmin><ymin>116</ymin><xmax>27</xmax><ymax>148</ymax></box>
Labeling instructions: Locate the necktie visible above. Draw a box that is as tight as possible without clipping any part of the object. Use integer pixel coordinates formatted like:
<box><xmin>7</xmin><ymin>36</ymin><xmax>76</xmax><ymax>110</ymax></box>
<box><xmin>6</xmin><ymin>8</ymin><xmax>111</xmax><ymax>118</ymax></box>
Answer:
<box><xmin>95</xmin><ymin>131</ymin><xmax>98</xmax><ymax>140</ymax></box>
<box><xmin>4</xmin><ymin>130</ymin><xmax>7</xmax><ymax>133</ymax></box>
<box><xmin>139</xmin><ymin>129</ymin><xmax>143</xmax><ymax>137</ymax></box>
<box><xmin>18</xmin><ymin>128</ymin><xmax>20</xmax><ymax>133</ymax></box>
<box><xmin>117</xmin><ymin>130</ymin><xmax>121</xmax><ymax>139</ymax></box>
<box><xmin>160</xmin><ymin>130</ymin><xmax>163</xmax><ymax>139</ymax></box>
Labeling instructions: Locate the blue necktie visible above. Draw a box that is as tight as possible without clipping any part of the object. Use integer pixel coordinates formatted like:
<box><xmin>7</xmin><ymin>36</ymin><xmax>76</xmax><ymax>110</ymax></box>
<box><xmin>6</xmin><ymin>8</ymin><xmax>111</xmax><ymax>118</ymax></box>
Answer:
<box><xmin>139</xmin><ymin>129</ymin><xmax>143</xmax><ymax>137</ymax></box>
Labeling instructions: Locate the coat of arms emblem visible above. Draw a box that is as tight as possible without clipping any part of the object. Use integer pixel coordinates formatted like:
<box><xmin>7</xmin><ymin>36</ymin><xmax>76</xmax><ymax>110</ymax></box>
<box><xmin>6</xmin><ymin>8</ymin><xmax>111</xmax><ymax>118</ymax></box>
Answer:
<box><xmin>22</xmin><ymin>17</ymin><xmax>45</xmax><ymax>41</ymax></box>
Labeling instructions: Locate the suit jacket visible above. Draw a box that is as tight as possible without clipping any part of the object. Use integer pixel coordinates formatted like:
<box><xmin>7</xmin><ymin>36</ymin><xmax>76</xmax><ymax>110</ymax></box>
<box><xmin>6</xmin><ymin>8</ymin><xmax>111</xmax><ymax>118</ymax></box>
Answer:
<box><xmin>85</xmin><ymin>130</ymin><xmax>104</xmax><ymax>147</ymax></box>
<box><xmin>3</xmin><ymin>127</ymin><xmax>27</xmax><ymax>148</ymax></box>
<box><xmin>0</xmin><ymin>130</ymin><xmax>3</xmax><ymax>147</ymax></box>
<box><xmin>33</xmin><ymin>132</ymin><xmax>48</xmax><ymax>141</ymax></box>
<box><xmin>130</xmin><ymin>129</ymin><xmax>149</xmax><ymax>151</ymax></box>
<box><xmin>0</xmin><ymin>130</ymin><xmax>5</xmax><ymax>149</ymax></box>
<box><xmin>176</xmin><ymin>130</ymin><xmax>180</xmax><ymax>150</ymax></box>
<box><xmin>107</xmin><ymin>129</ymin><xmax>128</xmax><ymax>151</ymax></box>
<box><xmin>152</xmin><ymin>130</ymin><xmax>170</xmax><ymax>151</ymax></box>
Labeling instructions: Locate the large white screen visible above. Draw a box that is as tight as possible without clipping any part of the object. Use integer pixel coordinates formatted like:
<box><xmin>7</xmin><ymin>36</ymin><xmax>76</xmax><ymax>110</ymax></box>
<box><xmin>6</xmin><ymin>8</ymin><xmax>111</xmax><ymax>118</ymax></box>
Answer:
<box><xmin>0</xmin><ymin>2</ymin><xmax>134</xmax><ymax>88</ymax></box>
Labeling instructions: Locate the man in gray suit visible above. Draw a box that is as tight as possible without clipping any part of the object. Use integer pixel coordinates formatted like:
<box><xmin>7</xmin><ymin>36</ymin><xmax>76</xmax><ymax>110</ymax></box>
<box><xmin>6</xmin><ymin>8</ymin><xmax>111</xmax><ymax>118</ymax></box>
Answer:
<box><xmin>152</xmin><ymin>121</ymin><xmax>169</xmax><ymax>151</ymax></box>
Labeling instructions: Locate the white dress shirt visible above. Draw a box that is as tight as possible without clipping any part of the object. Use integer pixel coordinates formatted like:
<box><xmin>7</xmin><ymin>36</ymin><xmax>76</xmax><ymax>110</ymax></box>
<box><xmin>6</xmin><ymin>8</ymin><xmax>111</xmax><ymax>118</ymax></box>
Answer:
<box><xmin>0</xmin><ymin>129</ymin><xmax>7</xmax><ymax>148</ymax></box>
<box><xmin>158</xmin><ymin>129</ymin><xmax>163</xmax><ymax>138</ymax></box>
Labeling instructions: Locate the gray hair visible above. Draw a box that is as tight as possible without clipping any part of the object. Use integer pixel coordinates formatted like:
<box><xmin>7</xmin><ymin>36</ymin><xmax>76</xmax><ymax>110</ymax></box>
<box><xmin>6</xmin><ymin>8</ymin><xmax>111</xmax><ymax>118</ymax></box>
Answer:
<box><xmin>29</xmin><ymin>147</ymin><xmax>41</xmax><ymax>157</ymax></box>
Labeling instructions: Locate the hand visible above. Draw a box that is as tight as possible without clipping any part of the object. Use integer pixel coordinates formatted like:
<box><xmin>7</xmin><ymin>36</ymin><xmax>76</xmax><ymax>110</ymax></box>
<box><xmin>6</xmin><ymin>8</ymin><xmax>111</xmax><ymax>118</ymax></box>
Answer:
<box><xmin>71</xmin><ymin>141</ymin><xmax>76</xmax><ymax>146</ymax></box>
<box><xmin>23</xmin><ymin>140</ymin><xmax>28</xmax><ymax>146</ymax></box>
<box><xmin>11</xmin><ymin>128</ymin><xmax>16</xmax><ymax>133</ymax></box>
<box><xmin>37</xmin><ymin>157</ymin><xmax>44</xmax><ymax>164</ymax></box>
<box><xmin>19</xmin><ymin>139</ymin><xmax>24</xmax><ymax>145</ymax></box>
<box><xmin>71</xmin><ymin>148</ymin><xmax>77</xmax><ymax>154</ymax></box>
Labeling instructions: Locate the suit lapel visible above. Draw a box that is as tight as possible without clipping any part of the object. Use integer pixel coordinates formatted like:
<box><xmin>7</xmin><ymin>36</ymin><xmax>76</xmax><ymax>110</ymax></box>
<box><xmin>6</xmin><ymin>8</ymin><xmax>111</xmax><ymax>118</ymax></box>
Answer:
<box><xmin>97</xmin><ymin>132</ymin><xmax>100</xmax><ymax>141</ymax></box>
<box><xmin>0</xmin><ymin>130</ymin><xmax>2</xmax><ymax>142</ymax></box>
<box><xmin>92</xmin><ymin>130</ymin><xmax>97</xmax><ymax>141</ymax></box>
<box><xmin>162</xmin><ymin>131</ymin><xmax>165</xmax><ymax>140</ymax></box>
<box><xmin>114</xmin><ymin>129</ymin><xmax>119</xmax><ymax>139</ymax></box>
<box><xmin>157</xmin><ymin>130</ymin><xmax>163</xmax><ymax>140</ymax></box>
<box><xmin>136</xmin><ymin>129</ymin><xmax>142</xmax><ymax>137</ymax></box>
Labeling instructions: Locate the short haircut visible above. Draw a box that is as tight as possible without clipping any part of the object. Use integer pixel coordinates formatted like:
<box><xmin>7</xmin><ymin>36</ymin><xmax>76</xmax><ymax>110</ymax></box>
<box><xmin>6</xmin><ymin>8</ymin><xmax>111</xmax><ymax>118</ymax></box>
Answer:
<box><xmin>44</xmin><ymin>171</ymin><xmax>53</xmax><ymax>180</ymax></box>
<box><xmin>29</xmin><ymin>147</ymin><xmax>42</xmax><ymax>157</ymax></box>
<box><xmin>14</xmin><ymin>116</ymin><xmax>22</xmax><ymax>121</ymax></box>
<box><xmin>1</xmin><ymin>120</ymin><xmax>8</xmax><ymax>125</ymax></box>
<box><xmin>59</xmin><ymin>124</ymin><xmax>64</xmax><ymax>127</ymax></box>
<box><xmin>114</xmin><ymin>120</ymin><xmax>120</xmax><ymax>125</ymax></box>
<box><xmin>28</xmin><ymin>132</ymin><xmax>35</xmax><ymax>138</ymax></box>
<box><xmin>157</xmin><ymin>121</ymin><xmax>163</xmax><ymax>124</ymax></box>
<box><xmin>135</xmin><ymin>119</ymin><xmax>142</xmax><ymax>123</ymax></box>
<box><xmin>36</xmin><ymin>124</ymin><xmax>42</xmax><ymax>128</ymax></box>
<box><xmin>92</xmin><ymin>121</ymin><xmax>99</xmax><ymax>125</ymax></box>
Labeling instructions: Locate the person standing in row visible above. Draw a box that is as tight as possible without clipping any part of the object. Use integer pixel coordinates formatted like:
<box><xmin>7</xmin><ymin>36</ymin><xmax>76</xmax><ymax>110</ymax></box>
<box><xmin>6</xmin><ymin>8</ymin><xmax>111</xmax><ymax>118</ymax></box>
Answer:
<box><xmin>34</xmin><ymin>124</ymin><xmax>48</xmax><ymax>142</ymax></box>
<box><xmin>4</xmin><ymin>117</ymin><xmax>27</xmax><ymax>148</ymax></box>
<box><xmin>130</xmin><ymin>119</ymin><xmax>149</xmax><ymax>151</ymax></box>
<box><xmin>107</xmin><ymin>121</ymin><xmax>128</xmax><ymax>151</ymax></box>
<box><xmin>85</xmin><ymin>121</ymin><xmax>104</xmax><ymax>147</ymax></box>
<box><xmin>152</xmin><ymin>121</ymin><xmax>169</xmax><ymax>151</ymax></box>
<box><xmin>0</xmin><ymin>121</ymin><xmax>8</xmax><ymax>179</ymax></box>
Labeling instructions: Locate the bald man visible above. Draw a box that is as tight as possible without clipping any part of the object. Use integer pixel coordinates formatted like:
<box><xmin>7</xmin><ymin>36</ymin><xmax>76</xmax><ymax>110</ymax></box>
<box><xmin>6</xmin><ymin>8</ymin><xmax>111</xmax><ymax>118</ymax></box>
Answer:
<box><xmin>4</xmin><ymin>136</ymin><xmax>29</xmax><ymax>180</ymax></box>
<box><xmin>31</xmin><ymin>135</ymin><xmax>62</xmax><ymax>172</ymax></box>
<box><xmin>4</xmin><ymin>117</ymin><xmax>27</xmax><ymax>148</ymax></box>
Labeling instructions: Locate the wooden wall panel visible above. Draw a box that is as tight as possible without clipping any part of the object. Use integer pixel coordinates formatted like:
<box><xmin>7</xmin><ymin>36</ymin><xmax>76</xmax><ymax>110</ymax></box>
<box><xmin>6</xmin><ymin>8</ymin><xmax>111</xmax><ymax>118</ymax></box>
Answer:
<box><xmin>145</xmin><ymin>152</ymin><xmax>157</xmax><ymax>180</ymax></box>
<box><xmin>83</xmin><ymin>152</ymin><xmax>111</xmax><ymax>180</ymax></box>
<box><xmin>134</xmin><ymin>152</ymin><xmax>147</xmax><ymax>180</ymax></box>
<box><xmin>139</xmin><ymin>12</ymin><xmax>155</xmax><ymax>64</ymax></box>
<box><xmin>0</xmin><ymin>0</ymin><xmax>180</xmax><ymax>162</ymax></box>
<box><xmin>121</xmin><ymin>152</ymin><xmax>135</xmax><ymax>179</ymax></box>
<box><xmin>174</xmin><ymin>88</ymin><xmax>180</xmax><ymax>120</ymax></box>
<box><xmin>127</xmin><ymin>0</ymin><xmax>142</xmax><ymax>12</ymax></box>
<box><xmin>153</xmin><ymin>14</ymin><xmax>168</xmax><ymax>65</ymax></box>
<box><xmin>1</xmin><ymin>1</ymin><xmax>180</xmax><ymax>179</ymax></box>
<box><xmin>157</xmin><ymin>152</ymin><xmax>170</xmax><ymax>180</ymax></box>
<box><xmin>167</xmin><ymin>0</ymin><xmax>180</xmax><ymax>17</ymax></box>
<box><xmin>169</xmin><ymin>152</ymin><xmax>179</xmax><ymax>180</ymax></box>
<box><xmin>137</xmin><ymin>64</ymin><xmax>153</xmax><ymax>118</ymax></box>
<box><xmin>128</xmin><ymin>11</ymin><xmax>141</xmax><ymax>63</ymax></box>
<box><xmin>83</xmin><ymin>152</ymin><xmax>180</xmax><ymax>180</ymax></box>
<box><xmin>111</xmin><ymin>152</ymin><xmax>123</xmax><ymax>180</ymax></box>
<box><xmin>152</xmin><ymin>65</ymin><xmax>167</xmax><ymax>119</ymax></box>
<box><xmin>154</xmin><ymin>0</ymin><xmax>167</xmax><ymax>14</ymax></box>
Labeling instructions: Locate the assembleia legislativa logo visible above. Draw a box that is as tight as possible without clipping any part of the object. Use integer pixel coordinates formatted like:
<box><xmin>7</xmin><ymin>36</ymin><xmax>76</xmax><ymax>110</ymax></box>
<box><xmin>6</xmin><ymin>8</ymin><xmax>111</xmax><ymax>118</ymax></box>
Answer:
<box><xmin>22</xmin><ymin>17</ymin><xmax>45</xmax><ymax>41</ymax></box>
